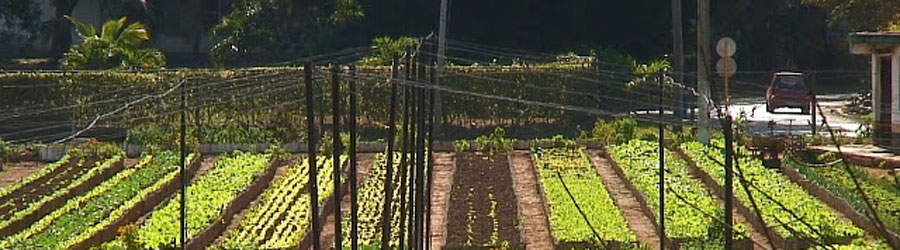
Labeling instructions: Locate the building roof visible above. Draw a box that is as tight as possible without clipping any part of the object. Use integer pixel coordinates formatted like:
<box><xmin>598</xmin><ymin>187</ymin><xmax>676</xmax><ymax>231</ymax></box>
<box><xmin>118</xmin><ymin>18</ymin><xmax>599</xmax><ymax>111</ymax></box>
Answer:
<box><xmin>849</xmin><ymin>32</ymin><xmax>900</xmax><ymax>45</ymax></box>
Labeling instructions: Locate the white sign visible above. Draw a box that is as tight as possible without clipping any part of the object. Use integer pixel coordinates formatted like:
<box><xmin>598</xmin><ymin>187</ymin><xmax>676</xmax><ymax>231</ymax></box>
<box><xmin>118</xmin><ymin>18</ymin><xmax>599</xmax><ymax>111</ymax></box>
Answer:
<box><xmin>716</xmin><ymin>37</ymin><xmax>737</xmax><ymax>58</ymax></box>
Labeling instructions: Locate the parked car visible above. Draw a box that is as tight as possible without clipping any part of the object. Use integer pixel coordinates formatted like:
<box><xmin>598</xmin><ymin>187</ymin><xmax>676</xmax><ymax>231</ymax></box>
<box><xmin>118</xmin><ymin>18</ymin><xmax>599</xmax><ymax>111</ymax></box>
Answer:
<box><xmin>766</xmin><ymin>71</ymin><xmax>812</xmax><ymax>114</ymax></box>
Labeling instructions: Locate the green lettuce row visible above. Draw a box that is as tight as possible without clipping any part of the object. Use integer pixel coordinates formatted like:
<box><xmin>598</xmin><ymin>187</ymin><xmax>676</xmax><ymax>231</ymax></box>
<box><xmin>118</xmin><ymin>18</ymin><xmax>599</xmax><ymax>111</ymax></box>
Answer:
<box><xmin>216</xmin><ymin>156</ymin><xmax>341</xmax><ymax>249</ymax></box>
<box><xmin>0</xmin><ymin>154</ymin><xmax>72</xmax><ymax>200</ymax></box>
<box><xmin>532</xmin><ymin>146</ymin><xmax>636</xmax><ymax>244</ymax></box>
<box><xmin>680</xmin><ymin>141</ymin><xmax>864</xmax><ymax>241</ymax></box>
<box><xmin>131</xmin><ymin>151</ymin><xmax>271</xmax><ymax>249</ymax></box>
<box><xmin>609</xmin><ymin>140</ymin><xmax>747</xmax><ymax>247</ymax></box>
<box><xmin>1</xmin><ymin>152</ymin><xmax>191</xmax><ymax>249</ymax></box>
<box><xmin>784</xmin><ymin>156</ymin><xmax>900</xmax><ymax>234</ymax></box>
<box><xmin>341</xmin><ymin>153</ymin><xmax>407</xmax><ymax>248</ymax></box>
<box><xmin>0</xmin><ymin>153</ymin><xmax>123</xmax><ymax>234</ymax></box>
<box><xmin>262</xmin><ymin>156</ymin><xmax>340</xmax><ymax>249</ymax></box>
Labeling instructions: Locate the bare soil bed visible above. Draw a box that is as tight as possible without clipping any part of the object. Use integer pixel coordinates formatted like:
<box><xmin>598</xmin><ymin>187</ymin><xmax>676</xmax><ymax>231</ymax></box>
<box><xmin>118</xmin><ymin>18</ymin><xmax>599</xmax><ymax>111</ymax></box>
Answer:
<box><xmin>445</xmin><ymin>153</ymin><xmax>522</xmax><ymax>249</ymax></box>
<box><xmin>0</xmin><ymin>162</ymin><xmax>44</xmax><ymax>189</ymax></box>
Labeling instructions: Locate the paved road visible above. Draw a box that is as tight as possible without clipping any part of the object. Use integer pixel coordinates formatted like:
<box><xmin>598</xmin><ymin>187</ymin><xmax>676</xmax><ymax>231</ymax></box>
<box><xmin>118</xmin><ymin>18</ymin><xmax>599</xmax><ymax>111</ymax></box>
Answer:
<box><xmin>727</xmin><ymin>94</ymin><xmax>863</xmax><ymax>136</ymax></box>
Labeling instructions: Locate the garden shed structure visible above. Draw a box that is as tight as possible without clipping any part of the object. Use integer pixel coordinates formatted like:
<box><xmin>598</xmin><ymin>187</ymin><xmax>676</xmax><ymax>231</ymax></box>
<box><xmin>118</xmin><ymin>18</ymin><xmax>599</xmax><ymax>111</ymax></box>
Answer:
<box><xmin>850</xmin><ymin>32</ymin><xmax>900</xmax><ymax>147</ymax></box>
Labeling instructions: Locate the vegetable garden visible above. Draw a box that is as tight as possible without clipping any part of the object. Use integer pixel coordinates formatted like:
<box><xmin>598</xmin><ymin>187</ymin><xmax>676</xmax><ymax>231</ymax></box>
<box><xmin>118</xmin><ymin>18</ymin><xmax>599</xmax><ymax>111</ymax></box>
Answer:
<box><xmin>1</xmin><ymin>41</ymin><xmax>899</xmax><ymax>250</ymax></box>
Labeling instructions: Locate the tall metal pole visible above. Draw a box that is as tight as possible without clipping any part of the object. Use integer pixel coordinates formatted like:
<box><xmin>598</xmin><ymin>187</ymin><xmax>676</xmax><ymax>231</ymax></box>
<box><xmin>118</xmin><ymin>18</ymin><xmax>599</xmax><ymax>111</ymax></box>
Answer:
<box><xmin>657</xmin><ymin>70</ymin><xmax>666</xmax><ymax>250</ymax></box>
<box><xmin>305</xmin><ymin>62</ymin><xmax>322</xmax><ymax>250</ymax></box>
<box><xmin>350</xmin><ymin>65</ymin><xmax>359</xmax><ymax>250</ymax></box>
<box><xmin>180</xmin><ymin>80</ymin><xmax>187</xmax><ymax>250</ymax></box>
<box><xmin>672</xmin><ymin>0</ymin><xmax>684</xmax><ymax>130</ymax></box>
<box><xmin>435</xmin><ymin>0</ymin><xmax>448</xmax><ymax>137</ymax></box>
<box><xmin>382</xmin><ymin>56</ymin><xmax>399</xmax><ymax>250</ymax></box>
<box><xmin>724</xmin><ymin>116</ymin><xmax>735</xmax><ymax>250</ymax></box>
<box><xmin>332</xmin><ymin>64</ymin><xmax>344</xmax><ymax>249</ymax></box>
<box><xmin>697</xmin><ymin>0</ymin><xmax>711</xmax><ymax>143</ymax></box>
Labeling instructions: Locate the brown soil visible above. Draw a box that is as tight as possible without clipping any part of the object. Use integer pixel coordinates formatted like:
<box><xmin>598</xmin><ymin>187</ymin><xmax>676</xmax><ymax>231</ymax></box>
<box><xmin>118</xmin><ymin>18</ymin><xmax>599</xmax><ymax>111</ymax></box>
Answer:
<box><xmin>429</xmin><ymin>153</ymin><xmax>456</xmax><ymax>250</ymax></box>
<box><xmin>0</xmin><ymin>162</ymin><xmax>44</xmax><ymax>189</ymax></box>
<box><xmin>318</xmin><ymin>153</ymin><xmax>376</xmax><ymax>249</ymax></box>
<box><xmin>0</xmin><ymin>158</ymin><xmax>95</xmax><ymax>221</ymax></box>
<box><xmin>587</xmin><ymin>150</ymin><xmax>661</xmax><ymax>250</ymax></box>
<box><xmin>445</xmin><ymin>153</ymin><xmax>522</xmax><ymax>249</ymax></box>
<box><xmin>508</xmin><ymin>151</ymin><xmax>554</xmax><ymax>250</ymax></box>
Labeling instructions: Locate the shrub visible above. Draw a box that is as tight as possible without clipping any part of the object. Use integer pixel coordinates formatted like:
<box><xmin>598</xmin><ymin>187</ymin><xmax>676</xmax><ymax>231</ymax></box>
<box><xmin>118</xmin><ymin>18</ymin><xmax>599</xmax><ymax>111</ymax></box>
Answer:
<box><xmin>61</xmin><ymin>16</ymin><xmax>165</xmax><ymax>69</ymax></box>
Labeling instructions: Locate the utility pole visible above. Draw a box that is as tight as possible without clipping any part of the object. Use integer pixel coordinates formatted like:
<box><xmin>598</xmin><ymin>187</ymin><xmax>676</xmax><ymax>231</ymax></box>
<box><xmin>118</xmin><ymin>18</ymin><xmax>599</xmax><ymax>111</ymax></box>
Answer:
<box><xmin>435</xmin><ymin>0</ymin><xmax>448</xmax><ymax>137</ymax></box>
<box><xmin>697</xmin><ymin>0</ymin><xmax>711</xmax><ymax>143</ymax></box>
<box><xmin>672</xmin><ymin>0</ymin><xmax>684</xmax><ymax>130</ymax></box>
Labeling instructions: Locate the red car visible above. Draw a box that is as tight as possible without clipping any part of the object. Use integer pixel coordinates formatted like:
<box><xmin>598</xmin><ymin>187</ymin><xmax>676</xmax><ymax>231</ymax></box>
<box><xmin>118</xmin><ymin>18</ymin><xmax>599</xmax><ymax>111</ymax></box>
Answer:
<box><xmin>766</xmin><ymin>71</ymin><xmax>812</xmax><ymax>114</ymax></box>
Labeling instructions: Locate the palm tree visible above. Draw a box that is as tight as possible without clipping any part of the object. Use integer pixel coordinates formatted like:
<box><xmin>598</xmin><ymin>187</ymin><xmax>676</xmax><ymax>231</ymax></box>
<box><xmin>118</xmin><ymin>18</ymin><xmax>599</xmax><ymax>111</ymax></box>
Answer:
<box><xmin>60</xmin><ymin>16</ymin><xmax>166</xmax><ymax>69</ymax></box>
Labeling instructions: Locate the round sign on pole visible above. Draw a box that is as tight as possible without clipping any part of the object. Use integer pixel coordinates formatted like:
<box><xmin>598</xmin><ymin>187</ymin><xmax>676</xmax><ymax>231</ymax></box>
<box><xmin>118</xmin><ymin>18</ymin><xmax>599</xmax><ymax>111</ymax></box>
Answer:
<box><xmin>716</xmin><ymin>57</ymin><xmax>737</xmax><ymax>78</ymax></box>
<box><xmin>716</xmin><ymin>37</ymin><xmax>737</xmax><ymax>57</ymax></box>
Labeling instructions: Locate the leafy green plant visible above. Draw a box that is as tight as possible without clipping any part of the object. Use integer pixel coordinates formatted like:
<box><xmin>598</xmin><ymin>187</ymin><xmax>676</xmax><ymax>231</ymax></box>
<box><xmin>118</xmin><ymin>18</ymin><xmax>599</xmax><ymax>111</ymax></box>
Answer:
<box><xmin>116</xmin><ymin>151</ymin><xmax>270</xmax><ymax>249</ymax></box>
<box><xmin>532</xmin><ymin>144</ymin><xmax>637</xmax><ymax>245</ymax></box>
<box><xmin>681</xmin><ymin>141</ymin><xmax>865</xmax><ymax>242</ymax></box>
<box><xmin>339</xmin><ymin>152</ymin><xmax>408</xmax><ymax>248</ymax></box>
<box><xmin>785</xmin><ymin>154</ymin><xmax>900</xmax><ymax>234</ymax></box>
<box><xmin>359</xmin><ymin>36</ymin><xmax>417</xmax><ymax>66</ymax></box>
<box><xmin>61</xmin><ymin>16</ymin><xmax>165</xmax><ymax>69</ymax></box>
<box><xmin>0</xmin><ymin>150</ymin><xmax>124</xmax><ymax>234</ymax></box>
<box><xmin>610</xmin><ymin>140</ymin><xmax>748</xmax><ymax>245</ymax></box>
<box><xmin>454</xmin><ymin>140</ymin><xmax>471</xmax><ymax>153</ymax></box>
<box><xmin>1</xmin><ymin>151</ymin><xmax>190</xmax><ymax>249</ymax></box>
<box><xmin>474</xmin><ymin>127</ymin><xmax>514</xmax><ymax>155</ymax></box>
<box><xmin>218</xmin><ymin>156</ymin><xmax>342</xmax><ymax>248</ymax></box>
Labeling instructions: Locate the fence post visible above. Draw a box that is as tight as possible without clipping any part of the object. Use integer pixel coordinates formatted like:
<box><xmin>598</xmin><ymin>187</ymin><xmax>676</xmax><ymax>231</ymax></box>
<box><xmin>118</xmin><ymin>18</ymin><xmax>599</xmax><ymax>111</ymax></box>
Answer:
<box><xmin>332</xmin><ymin>63</ymin><xmax>343</xmax><ymax>249</ymax></box>
<box><xmin>382</xmin><ymin>56</ymin><xmax>399</xmax><ymax>250</ymax></box>
<box><xmin>657</xmin><ymin>70</ymin><xmax>666</xmax><ymax>250</ymax></box>
<box><xmin>180</xmin><ymin>80</ymin><xmax>187</xmax><ymax>250</ymax></box>
<box><xmin>305</xmin><ymin>62</ymin><xmax>322</xmax><ymax>250</ymax></box>
<box><xmin>724</xmin><ymin>115</ymin><xmax>734</xmax><ymax>250</ymax></box>
<box><xmin>350</xmin><ymin>65</ymin><xmax>359</xmax><ymax>250</ymax></box>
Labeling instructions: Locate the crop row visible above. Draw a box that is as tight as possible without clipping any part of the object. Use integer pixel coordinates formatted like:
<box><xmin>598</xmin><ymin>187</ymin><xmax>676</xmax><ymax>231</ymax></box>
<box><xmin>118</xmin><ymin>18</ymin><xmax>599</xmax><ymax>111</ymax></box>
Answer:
<box><xmin>216</xmin><ymin>156</ymin><xmax>341</xmax><ymax>249</ymax></box>
<box><xmin>609</xmin><ymin>140</ymin><xmax>746</xmax><ymax>248</ymax></box>
<box><xmin>101</xmin><ymin>151</ymin><xmax>271</xmax><ymax>249</ymax></box>
<box><xmin>0</xmin><ymin>151</ymin><xmax>123</xmax><ymax>237</ymax></box>
<box><xmin>680</xmin><ymin>141</ymin><xmax>863</xmax><ymax>243</ymax></box>
<box><xmin>0</xmin><ymin>151</ymin><xmax>192</xmax><ymax>249</ymax></box>
<box><xmin>784</xmin><ymin>155</ymin><xmax>900</xmax><ymax>235</ymax></box>
<box><xmin>342</xmin><ymin>153</ymin><xmax>407</xmax><ymax>248</ymax></box>
<box><xmin>531</xmin><ymin>145</ymin><xmax>636</xmax><ymax>246</ymax></box>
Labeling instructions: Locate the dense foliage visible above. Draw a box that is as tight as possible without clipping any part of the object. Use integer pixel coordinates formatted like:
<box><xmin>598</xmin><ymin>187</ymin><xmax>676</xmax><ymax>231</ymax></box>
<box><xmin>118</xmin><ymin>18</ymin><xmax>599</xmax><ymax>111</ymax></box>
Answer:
<box><xmin>111</xmin><ymin>151</ymin><xmax>270</xmax><ymax>249</ymax></box>
<box><xmin>785</xmin><ymin>153</ymin><xmax>900</xmax><ymax>234</ymax></box>
<box><xmin>61</xmin><ymin>16</ymin><xmax>165</xmax><ymax>69</ymax></box>
<box><xmin>680</xmin><ymin>141</ymin><xmax>864</xmax><ymax>242</ymax></box>
<box><xmin>609</xmin><ymin>140</ymin><xmax>747</xmax><ymax>247</ymax></box>
<box><xmin>0</xmin><ymin>151</ymin><xmax>189</xmax><ymax>249</ymax></box>
<box><xmin>531</xmin><ymin>144</ymin><xmax>636</xmax><ymax>245</ymax></box>
<box><xmin>216</xmin><ymin>156</ymin><xmax>341</xmax><ymax>249</ymax></box>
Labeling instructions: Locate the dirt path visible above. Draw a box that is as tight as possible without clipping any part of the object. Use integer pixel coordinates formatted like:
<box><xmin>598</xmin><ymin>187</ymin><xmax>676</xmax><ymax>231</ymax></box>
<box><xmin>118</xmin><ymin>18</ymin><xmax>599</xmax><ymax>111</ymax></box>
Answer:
<box><xmin>586</xmin><ymin>149</ymin><xmax>661</xmax><ymax>250</ymax></box>
<box><xmin>428</xmin><ymin>153</ymin><xmax>456</xmax><ymax>250</ymax></box>
<box><xmin>0</xmin><ymin>162</ymin><xmax>43</xmax><ymax>189</ymax></box>
<box><xmin>508</xmin><ymin>151</ymin><xmax>554</xmax><ymax>250</ymax></box>
<box><xmin>318</xmin><ymin>153</ymin><xmax>376</xmax><ymax>250</ymax></box>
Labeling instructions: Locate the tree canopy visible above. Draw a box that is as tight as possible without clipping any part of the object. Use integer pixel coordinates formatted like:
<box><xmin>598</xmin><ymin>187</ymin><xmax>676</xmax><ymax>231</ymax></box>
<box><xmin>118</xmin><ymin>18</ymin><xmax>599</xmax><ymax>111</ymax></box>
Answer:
<box><xmin>803</xmin><ymin>0</ymin><xmax>900</xmax><ymax>31</ymax></box>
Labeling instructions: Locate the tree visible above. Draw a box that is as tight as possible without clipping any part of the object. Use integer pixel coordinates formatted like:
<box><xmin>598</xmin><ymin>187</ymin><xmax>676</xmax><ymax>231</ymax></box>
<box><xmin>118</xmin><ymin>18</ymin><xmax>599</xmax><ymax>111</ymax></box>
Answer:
<box><xmin>60</xmin><ymin>16</ymin><xmax>166</xmax><ymax>69</ymax></box>
<box><xmin>803</xmin><ymin>0</ymin><xmax>900</xmax><ymax>31</ymax></box>
<box><xmin>209</xmin><ymin>0</ymin><xmax>363</xmax><ymax>66</ymax></box>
